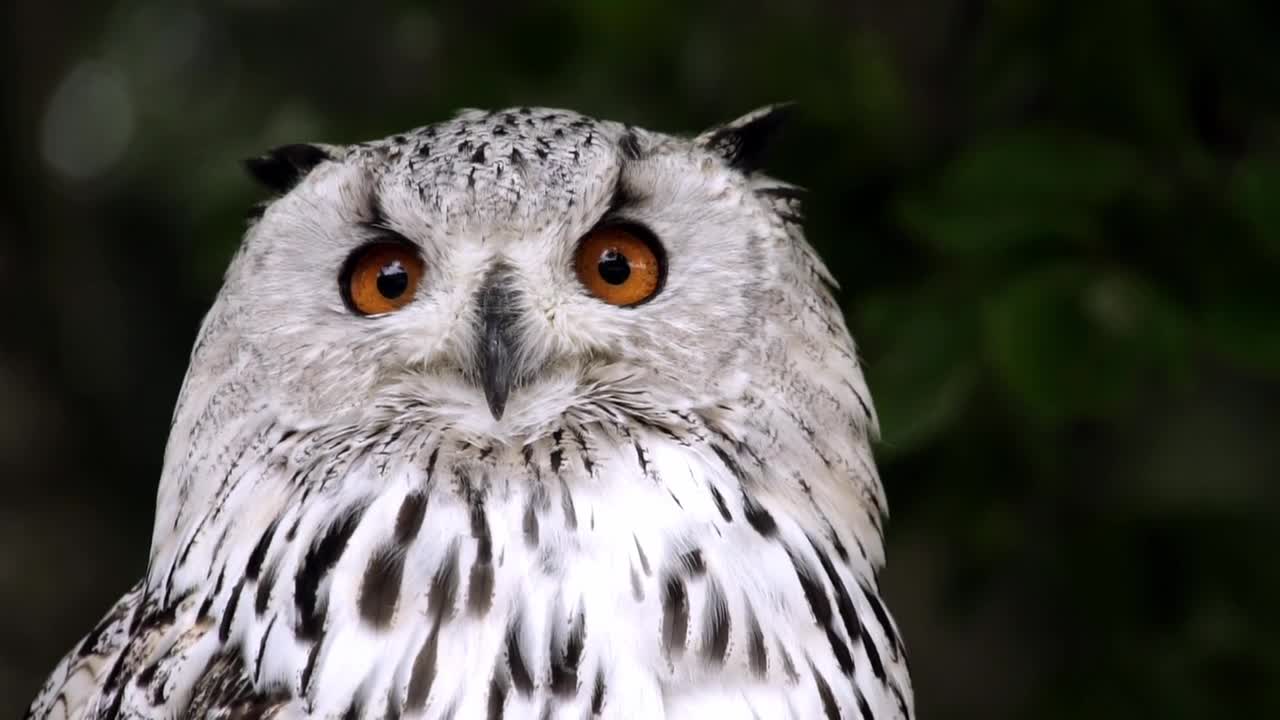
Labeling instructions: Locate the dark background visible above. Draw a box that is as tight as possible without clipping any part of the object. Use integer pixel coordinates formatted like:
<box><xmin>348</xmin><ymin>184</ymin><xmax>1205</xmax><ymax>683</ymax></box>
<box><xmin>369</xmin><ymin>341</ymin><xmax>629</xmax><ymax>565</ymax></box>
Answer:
<box><xmin>4</xmin><ymin>1</ymin><xmax>1278</xmax><ymax>717</ymax></box>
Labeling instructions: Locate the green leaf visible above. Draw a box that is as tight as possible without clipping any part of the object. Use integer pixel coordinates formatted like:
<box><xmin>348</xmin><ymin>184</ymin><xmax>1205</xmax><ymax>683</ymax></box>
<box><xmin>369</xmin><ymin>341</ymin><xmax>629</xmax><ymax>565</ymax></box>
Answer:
<box><xmin>1231</xmin><ymin>157</ymin><xmax>1280</xmax><ymax>258</ymax></box>
<box><xmin>1200</xmin><ymin>280</ymin><xmax>1280</xmax><ymax>376</ymax></box>
<box><xmin>984</xmin><ymin>264</ymin><xmax>1188</xmax><ymax>422</ymax></box>
<box><xmin>900</xmin><ymin>130</ymin><xmax>1144</xmax><ymax>255</ymax></box>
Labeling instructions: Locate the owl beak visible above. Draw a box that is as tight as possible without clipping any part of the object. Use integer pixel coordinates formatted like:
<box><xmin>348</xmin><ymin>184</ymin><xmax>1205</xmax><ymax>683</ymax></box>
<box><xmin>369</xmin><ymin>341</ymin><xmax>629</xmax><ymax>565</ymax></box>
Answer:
<box><xmin>477</xmin><ymin>275</ymin><xmax>519</xmax><ymax>421</ymax></box>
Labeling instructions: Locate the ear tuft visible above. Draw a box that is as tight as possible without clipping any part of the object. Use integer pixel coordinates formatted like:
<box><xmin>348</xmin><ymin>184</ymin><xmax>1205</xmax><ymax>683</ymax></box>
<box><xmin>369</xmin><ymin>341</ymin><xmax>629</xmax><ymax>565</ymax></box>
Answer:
<box><xmin>697</xmin><ymin>103</ymin><xmax>795</xmax><ymax>172</ymax></box>
<box><xmin>244</xmin><ymin>143</ymin><xmax>333</xmax><ymax>193</ymax></box>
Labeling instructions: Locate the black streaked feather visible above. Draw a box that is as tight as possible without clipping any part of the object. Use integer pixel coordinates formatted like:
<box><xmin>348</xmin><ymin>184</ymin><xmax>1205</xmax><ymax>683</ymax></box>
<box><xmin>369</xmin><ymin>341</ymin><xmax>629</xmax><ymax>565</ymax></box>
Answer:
<box><xmin>701</xmin><ymin>581</ymin><xmax>731</xmax><ymax>665</ymax></box>
<box><xmin>812</xmin><ymin>663</ymin><xmax>840</xmax><ymax>720</ymax></box>
<box><xmin>394</xmin><ymin>492</ymin><xmax>428</xmax><ymax>545</ymax></box>
<box><xmin>747</xmin><ymin>610</ymin><xmax>768</xmax><ymax>677</ymax></box>
<box><xmin>486</xmin><ymin>667</ymin><xmax>508</xmax><ymax>720</ymax></box>
<box><xmin>790</xmin><ymin>548</ymin><xmax>854</xmax><ymax>675</ymax></box>
<box><xmin>244</xmin><ymin>518</ymin><xmax>279</xmax><ymax>580</ymax></box>
<box><xmin>708</xmin><ymin>484</ymin><xmax>733</xmax><ymax>522</ymax></box>
<box><xmin>661</xmin><ymin>574</ymin><xmax>689</xmax><ymax>658</ymax></box>
<box><xmin>295</xmin><ymin>506</ymin><xmax>366</xmax><ymax>640</ymax></box>
<box><xmin>810</xmin><ymin>534</ymin><xmax>866</xmax><ymax>677</ymax></box>
<box><xmin>358</xmin><ymin>543</ymin><xmax>406</xmax><ymax>628</ymax></box>
<box><xmin>551</xmin><ymin>603</ymin><xmax>586</xmax><ymax>696</ymax></box>
<box><xmin>590</xmin><ymin>669</ymin><xmax>606</xmax><ymax>715</ymax></box>
<box><xmin>429</xmin><ymin>540</ymin><xmax>461</xmax><ymax>618</ymax></box>
<box><xmin>506</xmin><ymin>618</ymin><xmax>534</xmax><ymax>695</ymax></box>
<box><xmin>407</xmin><ymin>624</ymin><xmax>441</xmax><ymax>710</ymax></box>
<box><xmin>468</xmin><ymin>497</ymin><xmax>495</xmax><ymax>616</ymax></box>
<box><xmin>218</xmin><ymin>578</ymin><xmax>244</xmax><ymax>643</ymax></box>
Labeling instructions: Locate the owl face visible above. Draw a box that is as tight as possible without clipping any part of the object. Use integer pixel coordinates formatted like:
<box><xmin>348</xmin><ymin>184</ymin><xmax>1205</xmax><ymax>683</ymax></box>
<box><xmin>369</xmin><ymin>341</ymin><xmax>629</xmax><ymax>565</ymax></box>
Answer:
<box><xmin>214</xmin><ymin>107</ymin><xmax>806</xmax><ymax>439</ymax></box>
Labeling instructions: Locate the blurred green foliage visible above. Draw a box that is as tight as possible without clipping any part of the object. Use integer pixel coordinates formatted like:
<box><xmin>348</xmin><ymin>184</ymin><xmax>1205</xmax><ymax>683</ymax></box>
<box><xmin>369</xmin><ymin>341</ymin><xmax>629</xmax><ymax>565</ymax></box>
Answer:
<box><xmin>3</xmin><ymin>0</ymin><xmax>1279</xmax><ymax>717</ymax></box>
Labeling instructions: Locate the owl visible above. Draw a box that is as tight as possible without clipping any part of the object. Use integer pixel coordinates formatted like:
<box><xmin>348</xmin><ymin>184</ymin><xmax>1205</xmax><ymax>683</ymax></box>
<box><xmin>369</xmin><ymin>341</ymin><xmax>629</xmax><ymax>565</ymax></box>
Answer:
<box><xmin>27</xmin><ymin>106</ymin><xmax>913</xmax><ymax>720</ymax></box>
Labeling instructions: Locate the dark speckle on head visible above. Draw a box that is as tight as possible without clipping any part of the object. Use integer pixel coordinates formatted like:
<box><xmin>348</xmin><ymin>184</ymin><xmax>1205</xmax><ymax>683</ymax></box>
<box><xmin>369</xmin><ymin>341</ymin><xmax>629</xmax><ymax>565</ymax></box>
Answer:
<box><xmin>347</xmin><ymin>107</ymin><xmax>615</xmax><ymax>224</ymax></box>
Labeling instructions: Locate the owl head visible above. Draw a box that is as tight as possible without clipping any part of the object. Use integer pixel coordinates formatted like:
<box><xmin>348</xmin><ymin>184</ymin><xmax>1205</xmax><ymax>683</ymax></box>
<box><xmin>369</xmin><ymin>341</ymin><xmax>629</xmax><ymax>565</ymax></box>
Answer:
<box><xmin>191</xmin><ymin>105</ymin><xmax>859</xmax><ymax>444</ymax></box>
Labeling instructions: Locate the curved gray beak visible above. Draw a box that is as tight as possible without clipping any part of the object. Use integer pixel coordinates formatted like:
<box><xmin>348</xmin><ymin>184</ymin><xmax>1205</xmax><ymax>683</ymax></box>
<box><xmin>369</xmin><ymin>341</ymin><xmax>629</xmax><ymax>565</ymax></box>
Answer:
<box><xmin>477</xmin><ymin>273</ymin><xmax>519</xmax><ymax>420</ymax></box>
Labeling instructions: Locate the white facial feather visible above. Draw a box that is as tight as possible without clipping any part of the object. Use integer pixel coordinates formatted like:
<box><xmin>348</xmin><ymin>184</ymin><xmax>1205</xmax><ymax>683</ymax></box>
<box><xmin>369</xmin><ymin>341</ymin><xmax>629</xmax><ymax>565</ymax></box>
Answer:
<box><xmin>28</xmin><ymin>106</ymin><xmax>912</xmax><ymax>720</ymax></box>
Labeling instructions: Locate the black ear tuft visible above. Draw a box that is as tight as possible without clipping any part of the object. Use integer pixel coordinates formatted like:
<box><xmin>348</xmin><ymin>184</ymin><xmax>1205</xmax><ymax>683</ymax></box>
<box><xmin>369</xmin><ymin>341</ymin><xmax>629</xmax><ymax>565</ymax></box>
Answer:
<box><xmin>244</xmin><ymin>143</ymin><xmax>333</xmax><ymax>194</ymax></box>
<box><xmin>698</xmin><ymin>103</ymin><xmax>795</xmax><ymax>172</ymax></box>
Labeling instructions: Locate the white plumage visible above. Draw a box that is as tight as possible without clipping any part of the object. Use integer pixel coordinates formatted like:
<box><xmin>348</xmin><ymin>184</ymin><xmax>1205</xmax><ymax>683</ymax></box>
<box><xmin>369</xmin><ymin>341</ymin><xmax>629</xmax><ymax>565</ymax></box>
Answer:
<box><xmin>28</xmin><ymin>106</ymin><xmax>913</xmax><ymax>719</ymax></box>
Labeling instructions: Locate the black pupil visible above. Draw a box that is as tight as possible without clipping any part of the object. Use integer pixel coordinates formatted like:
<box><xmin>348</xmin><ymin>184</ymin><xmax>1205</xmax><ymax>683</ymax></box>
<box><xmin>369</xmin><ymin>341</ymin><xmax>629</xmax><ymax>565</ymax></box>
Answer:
<box><xmin>376</xmin><ymin>260</ymin><xmax>409</xmax><ymax>299</ymax></box>
<box><xmin>597</xmin><ymin>249</ymin><xmax>631</xmax><ymax>285</ymax></box>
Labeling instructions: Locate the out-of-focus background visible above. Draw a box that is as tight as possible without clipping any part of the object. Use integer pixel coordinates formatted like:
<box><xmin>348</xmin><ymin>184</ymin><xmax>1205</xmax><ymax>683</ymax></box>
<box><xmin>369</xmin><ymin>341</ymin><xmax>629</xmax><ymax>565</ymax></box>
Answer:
<box><xmin>3</xmin><ymin>1</ymin><xmax>1278</xmax><ymax>716</ymax></box>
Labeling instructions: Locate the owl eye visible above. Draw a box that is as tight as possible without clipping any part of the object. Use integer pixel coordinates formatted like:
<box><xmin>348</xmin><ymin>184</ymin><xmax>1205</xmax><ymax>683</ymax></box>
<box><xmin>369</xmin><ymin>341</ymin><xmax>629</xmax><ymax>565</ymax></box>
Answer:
<box><xmin>341</xmin><ymin>240</ymin><xmax>425</xmax><ymax>316</ymax></box>
<box><xmin>574</xmin><ymin>224</ymin><xmax>665</xmax><ymax>307</ymax></box>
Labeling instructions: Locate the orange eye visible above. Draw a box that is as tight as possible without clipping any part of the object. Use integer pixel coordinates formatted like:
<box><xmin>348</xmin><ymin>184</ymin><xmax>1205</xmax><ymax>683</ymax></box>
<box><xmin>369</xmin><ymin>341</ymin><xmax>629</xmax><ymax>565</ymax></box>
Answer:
<box><xmin>574</xmin><ymin>224</ymin><xmax>665</xmax><ymax>306</ymax></box>
<box><xmin>341</xmin><ymin>241</ymin><xmax>425</xmax><ymax>316</ymax></box>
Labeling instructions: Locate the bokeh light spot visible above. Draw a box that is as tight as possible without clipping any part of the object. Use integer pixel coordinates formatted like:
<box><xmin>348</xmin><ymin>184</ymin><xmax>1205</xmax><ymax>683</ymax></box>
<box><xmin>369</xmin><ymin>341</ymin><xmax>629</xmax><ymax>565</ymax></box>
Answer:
<box><xmin>41</xmin><ymin>61</ymin><xmax>134</xmax><ymax>180</ymax></box>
